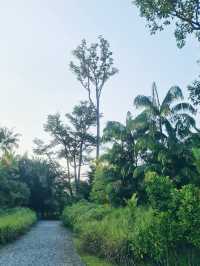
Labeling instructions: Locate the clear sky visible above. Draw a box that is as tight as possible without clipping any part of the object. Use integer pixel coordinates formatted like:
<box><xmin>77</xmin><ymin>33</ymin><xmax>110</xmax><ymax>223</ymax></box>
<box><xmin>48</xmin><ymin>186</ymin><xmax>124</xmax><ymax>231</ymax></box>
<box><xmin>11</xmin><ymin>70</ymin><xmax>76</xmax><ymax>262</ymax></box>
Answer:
<box><xmin>0</xmin><ymin>0</ymin><xmax>199</xmax><ymax>154</ymax></box>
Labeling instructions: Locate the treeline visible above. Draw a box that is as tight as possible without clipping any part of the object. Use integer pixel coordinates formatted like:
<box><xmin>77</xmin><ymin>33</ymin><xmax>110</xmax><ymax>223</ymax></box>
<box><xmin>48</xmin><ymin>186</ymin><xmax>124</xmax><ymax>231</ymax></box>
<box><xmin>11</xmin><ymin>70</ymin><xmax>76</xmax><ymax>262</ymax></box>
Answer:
<box><xmin>0</xmin><ymin>128</ymin><xmax>69</xmax><ymax>218</ymax></box>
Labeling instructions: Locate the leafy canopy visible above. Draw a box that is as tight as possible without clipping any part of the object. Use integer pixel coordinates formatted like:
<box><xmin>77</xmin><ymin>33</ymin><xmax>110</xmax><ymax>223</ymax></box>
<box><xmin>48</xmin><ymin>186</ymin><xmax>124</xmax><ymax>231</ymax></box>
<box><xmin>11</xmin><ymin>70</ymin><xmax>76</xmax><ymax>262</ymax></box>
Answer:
<box><xmin>133</xmin><ymin>0</ymin><xmax>200</xmax><ymax>47</ymax></box>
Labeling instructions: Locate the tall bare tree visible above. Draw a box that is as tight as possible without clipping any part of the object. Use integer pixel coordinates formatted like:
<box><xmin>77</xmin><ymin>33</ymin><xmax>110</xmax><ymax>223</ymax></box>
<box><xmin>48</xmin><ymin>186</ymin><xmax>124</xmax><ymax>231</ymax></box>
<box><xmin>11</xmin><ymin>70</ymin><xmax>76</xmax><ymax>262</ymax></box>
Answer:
<box><xmin>70</xmin><ymin>36</ymin><xmax>118</xmax><ymax>159</ymax></box>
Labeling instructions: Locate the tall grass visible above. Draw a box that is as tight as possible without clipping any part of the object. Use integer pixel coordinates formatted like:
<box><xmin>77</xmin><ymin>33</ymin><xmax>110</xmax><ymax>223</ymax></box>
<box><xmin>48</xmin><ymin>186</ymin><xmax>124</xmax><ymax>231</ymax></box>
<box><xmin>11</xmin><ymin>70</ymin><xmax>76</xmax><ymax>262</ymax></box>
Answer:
<box><xmin>62</xmin><ymin>202</ymin><xmax>200</xmax><ymax>266</ymax></box>
<box><xmin>74</xmin><ymin>237</ymin><xmax>114</xmax><ymax>266</ymax></box>
<box><xmin>62</xmin><ymin>202</ymin><xmax>133</xmax><ymax>265</ymax></box>
<box><xmin>0</xmin><ymin>208</ymin><xmax>37</xmax><ymax>245</ymax></box>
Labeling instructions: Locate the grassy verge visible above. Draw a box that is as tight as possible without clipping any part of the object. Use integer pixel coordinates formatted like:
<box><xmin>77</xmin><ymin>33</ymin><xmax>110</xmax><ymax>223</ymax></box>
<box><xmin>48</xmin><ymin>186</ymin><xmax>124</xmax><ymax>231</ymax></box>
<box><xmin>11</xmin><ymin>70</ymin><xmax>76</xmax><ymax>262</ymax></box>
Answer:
<box><xmin>74</xmin><ymin>237</ymin><xmax>114</xmax><ymax>266</ymax></box>
<box><xmin>0</xmin><ymin>208</ymin><xmax>37</xmax><ymax>245</ymax></box>
<box><xmin>62</xmin><ymin>200</ymin><xmax>200</xmax><ymax>266</ymax></box>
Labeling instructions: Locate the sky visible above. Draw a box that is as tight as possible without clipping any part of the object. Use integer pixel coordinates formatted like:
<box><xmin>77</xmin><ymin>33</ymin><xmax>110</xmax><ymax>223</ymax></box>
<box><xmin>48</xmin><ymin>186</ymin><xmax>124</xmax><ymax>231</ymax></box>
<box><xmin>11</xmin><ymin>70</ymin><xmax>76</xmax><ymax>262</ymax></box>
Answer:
<box><xmin>0</xmin><ymin>0</ymin><xmax>199</xmax><ymax>154</ymax></box>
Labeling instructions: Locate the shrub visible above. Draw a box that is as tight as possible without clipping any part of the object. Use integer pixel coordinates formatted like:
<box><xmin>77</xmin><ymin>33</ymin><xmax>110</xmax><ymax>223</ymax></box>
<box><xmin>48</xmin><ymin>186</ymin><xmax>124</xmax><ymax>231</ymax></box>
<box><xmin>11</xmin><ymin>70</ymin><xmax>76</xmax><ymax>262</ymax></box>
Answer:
<box><xmin>130</xmin><ymin>184</ymin><xmax>200</xmax><ymax>265</ymax></box>
<box><xmin>90</xmin><ymin>166</ymin><xmax>110</xmax><ymax>204</ymax></box>
<box><xmin>176</xmin><ymin>184</ymin><xmax>200</xmax><ymax>248</ymax></box>
<box><xmin>145</xmin><ymin>172</ymin><xmax>174</xmax><ymax>211</ymax></box>
<box><xmin>90</xmin><ymin>164</ymin><xmax>137</xmax><ymax>207</ymax></box>
<box><xmin>130</xmin><ymin>209</ymin><xmax>172</xmax><ymax>264</ymax></box>
<box><xmin>0</xmin><ymin>208</ymin><xmax>37</xmax><ymax>244</ymax></box>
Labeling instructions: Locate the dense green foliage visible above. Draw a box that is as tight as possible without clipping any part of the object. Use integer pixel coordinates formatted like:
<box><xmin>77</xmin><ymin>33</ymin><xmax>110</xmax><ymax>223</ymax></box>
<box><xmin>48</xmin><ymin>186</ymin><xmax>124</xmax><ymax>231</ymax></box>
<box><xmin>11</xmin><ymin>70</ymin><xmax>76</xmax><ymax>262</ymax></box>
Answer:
<box><xmin>18</xmin><ymin>156</ymin><xmax>69</xmax><ymax>218</ymax></box>
<box><xmin>0</xmin><ymin>129</ymin><xmax>70</xmax><ymax>218</ymax></box>
<box><xmin>0</xmin><ymin>208</ymin><xmax>36</xmax><ymax>244</ymax></box>
<box><xmin>0</xmin><ymin>152</ymin><xmax>68</xmax><ymax>218</ymax></box>
<box><xmin>62</xmin><ymin>184</ymin><xmax>200</xmax><ymax>266</ymax></box>
<box><xmin>62</xmin><ymin>83</ymin><xmax>200</xmax><ymax>265</ymax></box>
<box><xmin>0</xmin><ymin>149</ymin><xmax>30</xmax><ymax>211</ymax></box>
<box><xmin>88</xmin><ymin>84</ymin><xmax>198</xmax><ymax>207</ymax></box>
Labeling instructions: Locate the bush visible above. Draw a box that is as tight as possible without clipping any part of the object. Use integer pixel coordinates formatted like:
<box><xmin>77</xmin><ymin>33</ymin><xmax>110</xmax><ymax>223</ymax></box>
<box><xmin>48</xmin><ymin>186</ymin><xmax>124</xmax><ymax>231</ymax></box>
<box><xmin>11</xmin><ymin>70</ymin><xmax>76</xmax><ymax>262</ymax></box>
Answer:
<box><xmin>90</xmin><ymin>166</ymin><xmax>110</xmax><ymax>204</ymax></box>
<box><xmin>0</xmin><ymin>208</ymin><xmax>37</xmax><ymax>244</ymax></box>
<box><xmin>131</xmin><ymin>209</ymin><xmax>176</xmax><ymax>264</ymax></box>
<box><xmin>90</xmin><ymin>164</ymin><xmax>137</xmax><ymax>207</ymax></box>
<box><xmin>129</xmin><ymin>184</ymin><xmax>200</xmax><ymax>265</ymax></box>
<box><xmin>176</xmin><ymin>184</ymin><xmax>200</xmax><ymax>248</ymax></box>
<box><xmin>145</xmin><ymin>171</ymin><xmax>174</xmax><ymax>211</ymax></box>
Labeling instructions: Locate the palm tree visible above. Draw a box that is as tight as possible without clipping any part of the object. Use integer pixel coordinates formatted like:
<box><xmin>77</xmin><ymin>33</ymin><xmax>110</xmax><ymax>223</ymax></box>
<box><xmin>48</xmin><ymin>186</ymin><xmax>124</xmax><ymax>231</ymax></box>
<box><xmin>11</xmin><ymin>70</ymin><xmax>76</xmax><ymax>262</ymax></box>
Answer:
<box><xmin>0</xmin><ymin>127</ymin><xmax>20</xmax><ymax>153</ymax></box>
<box><xmin>133</xmin><ymin>82</ymin><xmax>196</xmax><ymax>142</ymax></box>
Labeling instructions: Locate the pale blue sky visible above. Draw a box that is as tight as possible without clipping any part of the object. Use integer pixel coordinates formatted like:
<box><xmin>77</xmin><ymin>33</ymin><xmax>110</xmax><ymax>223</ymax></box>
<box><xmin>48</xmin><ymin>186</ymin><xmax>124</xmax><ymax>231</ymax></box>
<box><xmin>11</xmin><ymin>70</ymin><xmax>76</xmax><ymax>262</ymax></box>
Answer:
<box><xmin>0</xmin><ymin>0</ymin><xmax>199</xmax><ymax>154</ymax></box>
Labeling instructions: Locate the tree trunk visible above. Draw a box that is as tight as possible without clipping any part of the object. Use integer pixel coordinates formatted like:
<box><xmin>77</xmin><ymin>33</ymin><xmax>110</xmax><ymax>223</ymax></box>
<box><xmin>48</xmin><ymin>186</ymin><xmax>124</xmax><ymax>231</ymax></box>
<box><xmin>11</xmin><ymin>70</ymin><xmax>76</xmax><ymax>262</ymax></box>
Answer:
<box><xmin>73</xmin><ymin>156</ymin><xmax>78</xmax><ymax>193</ymax></box>
<box><xmin>66</xmin><ymin>158</ymin><xmax>73</xmax><ymax>197</ymax></box>
<box><xmin>96</xmin><ymin>96</ymin><xmax>100</xmax><ymax>159</ymax></box>
<box><xmin>78</xmin><ymin>141</ymin><xmax>83</xmax><ymax>183</ymax></box>
<box><xmin>66</xmin><ymin>157</ymin><xmax>70</xmax><ymax>178</ymax></box>
<box><xmin>64</xmin><ymin>146</ymin><xmax>73</xmax><ymax>197</ymax></box>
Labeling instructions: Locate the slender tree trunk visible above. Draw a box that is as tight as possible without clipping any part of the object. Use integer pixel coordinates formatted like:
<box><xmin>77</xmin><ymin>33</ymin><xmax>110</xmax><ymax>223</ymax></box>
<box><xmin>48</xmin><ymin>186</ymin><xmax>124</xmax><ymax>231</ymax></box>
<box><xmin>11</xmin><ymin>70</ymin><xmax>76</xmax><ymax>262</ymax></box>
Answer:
<box><xmin>66</xmin><ymin>157</ymin><xmax>70</xmax><ymax>178</ymax></box>
<box><xmin>73</xmin><ymin>156</ymin><xmax>78</xmax><ymax>193</ymax></box>
<box><xmin>64</xmin><ymin>146</ymin><xmax>73</xmax><ymax>196</ymax></box>
<box><xmin>66</xmin><ymin>158</ymin><xmax>73</xmax><ymax>197</ymax></box>
<box><xmin>96</xmin><ymin>95</ymin><xmax>100</xmax><ymax>159</ymax></box>
<box><xmin>78</xmin><ymin>141</ymin><xmax>83</xmax><ymax>183</ymax></box>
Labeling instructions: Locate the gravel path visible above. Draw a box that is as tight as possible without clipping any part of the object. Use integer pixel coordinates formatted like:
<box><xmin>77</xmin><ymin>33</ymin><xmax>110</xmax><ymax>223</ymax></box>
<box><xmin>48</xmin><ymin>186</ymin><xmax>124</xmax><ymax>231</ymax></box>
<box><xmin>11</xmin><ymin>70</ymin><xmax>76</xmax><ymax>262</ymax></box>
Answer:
<box><xmin>0</xmin><ymin>221</ymin><xmax>84</xmax><ymax>266</ymax></box>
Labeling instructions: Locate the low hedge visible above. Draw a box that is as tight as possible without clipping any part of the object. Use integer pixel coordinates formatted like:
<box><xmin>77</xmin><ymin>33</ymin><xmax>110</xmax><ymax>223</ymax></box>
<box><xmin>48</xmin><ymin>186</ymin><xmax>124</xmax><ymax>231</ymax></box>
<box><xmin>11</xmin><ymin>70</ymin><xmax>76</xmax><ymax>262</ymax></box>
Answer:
<box><xmin>0</xmin><ymin>208</ymin><xmax>37</xmax><ymax>245</ymax></box>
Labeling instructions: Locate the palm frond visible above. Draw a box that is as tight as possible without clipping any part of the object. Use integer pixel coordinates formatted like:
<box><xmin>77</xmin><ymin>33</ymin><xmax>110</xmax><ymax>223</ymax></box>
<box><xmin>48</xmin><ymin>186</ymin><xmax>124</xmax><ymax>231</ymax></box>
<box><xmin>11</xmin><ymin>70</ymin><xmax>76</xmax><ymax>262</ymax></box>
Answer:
<box><xmin>175</xmin><ymin>113</ymin><xmax>196</xmax><ymax>128</ymax></box>
<box><xmin>134</xmin><ymin>95</ymin><xmax>152</xmax><ymax>108</ymax></box>
<box><xmin>161</xmin><ymin>86</ymin><xmax>183</xmax><ymax>112</ymax></box>
<box><xmin>0</xmin><ymin>128</ymin><xmax>20</xmax><ymax>152</ymax></box>
<box><xmin>129</xmin><ymin>110</ymin><xmax>150</xmax><ymax>131</ymax></box>
<box><xmin>171</xmin><ymin>102</ymin><xmax>196</xmax><ymax>115</ymax></box>
<box><xmin>175</xmin><ymin>113</ymin><xmax>197</xmax><ymax>139</ymax></box>
<box><xmin>134</xmin><ymin>95</ymin><xmax>159</xmax><ymax>116</ymax></box>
